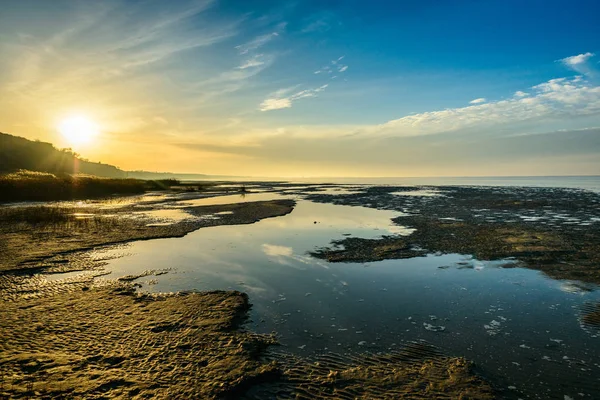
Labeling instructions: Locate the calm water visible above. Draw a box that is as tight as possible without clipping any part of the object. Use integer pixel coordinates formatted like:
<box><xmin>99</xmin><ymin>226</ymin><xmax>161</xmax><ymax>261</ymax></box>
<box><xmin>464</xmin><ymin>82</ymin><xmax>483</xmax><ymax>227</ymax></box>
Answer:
<box><xmin>267</xmin><ymin>176</ymin><xmax>600</xmax><ymax>192</ymax></box>
<box><xmin>81</xmin><ymin>193</ymin><xmax>600</xmax><ymax>400</ymax></box>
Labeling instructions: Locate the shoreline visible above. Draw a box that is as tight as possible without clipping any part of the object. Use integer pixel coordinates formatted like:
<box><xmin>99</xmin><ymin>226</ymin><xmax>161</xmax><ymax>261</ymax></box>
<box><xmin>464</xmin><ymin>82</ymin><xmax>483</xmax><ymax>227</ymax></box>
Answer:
<box><xmin>0</xmin><ymin>198</ymin><xmax>295</xmax><ymax>274</ymax></box>
<box><xmin>0</xmin><ymin>183</ymin><xmax>501</xmax><ymax>399</ymax></box>
<box><xmin>3</xmin><ymin>181</ymin><xmax>600</xmax><ymax>398</ymax></box>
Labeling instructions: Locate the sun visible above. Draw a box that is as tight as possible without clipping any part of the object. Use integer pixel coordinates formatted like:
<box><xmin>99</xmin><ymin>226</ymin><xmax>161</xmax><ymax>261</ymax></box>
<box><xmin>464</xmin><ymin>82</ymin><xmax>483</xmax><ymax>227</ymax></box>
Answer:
<box><xmin>57</xmin><ymin>115</ymin><xmax>99</xmax><ymax>146</ymax></box>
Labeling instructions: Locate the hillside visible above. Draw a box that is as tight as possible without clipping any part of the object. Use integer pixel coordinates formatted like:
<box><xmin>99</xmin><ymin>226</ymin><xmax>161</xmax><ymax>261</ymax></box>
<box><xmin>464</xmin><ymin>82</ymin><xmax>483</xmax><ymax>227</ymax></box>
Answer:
<box><xmin>0</xmin><ymin>132</ymin><xmax>126</xmax><ymax>178</ymax></box>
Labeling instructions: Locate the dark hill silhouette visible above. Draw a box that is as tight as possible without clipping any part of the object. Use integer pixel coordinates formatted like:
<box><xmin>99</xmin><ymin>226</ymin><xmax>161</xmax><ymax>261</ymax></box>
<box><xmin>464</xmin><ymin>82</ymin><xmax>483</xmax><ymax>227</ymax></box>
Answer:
<box><xmin>0</xmin><ymin>132</ymin><xmax>222</xmax><ymax>180</ymax></box>
<box><xmin>0</xmin><ymin>132</ymin><xmax>126</xmax><ymax>178</ymax></box>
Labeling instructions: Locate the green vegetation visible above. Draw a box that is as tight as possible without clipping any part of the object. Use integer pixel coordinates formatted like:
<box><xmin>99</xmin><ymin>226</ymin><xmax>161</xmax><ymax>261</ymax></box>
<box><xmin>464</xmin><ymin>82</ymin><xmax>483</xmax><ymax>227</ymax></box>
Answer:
<box><xmin>0</xmin><ymin>132</ymin><xmax>126</xmax><ymax>177</ymax></box>
<box><xmin>0</xmin><ymin>131</ymin><xmax>214</xmax><ymax>182</ymax></box>
<box><xmin>0</xmin><ymin>170</ymin><xmax>180</xmax><ymax>202</ymax></box>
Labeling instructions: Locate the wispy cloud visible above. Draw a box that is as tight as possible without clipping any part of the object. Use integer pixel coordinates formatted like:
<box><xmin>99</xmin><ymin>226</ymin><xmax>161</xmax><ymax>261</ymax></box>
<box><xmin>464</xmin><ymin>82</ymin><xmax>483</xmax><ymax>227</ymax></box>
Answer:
<box><xmin>559</xmin><ymin>52</ymin><xmax>597</xmax><ymax>77</ymax></box>
<box><xmin>2</xmin><ymin>0</ymin><xmax>238</xmax><ymax>99</ymax></box>
<box><xmin>260</xmin><ymin>84</ymin><xmax>329</xmax><ymax>111</ymax></box>
<box><xmin>253</xmin><ymin>72</ymin><xmax>600</xmax><ymax>137</ymax></box>
<box><xmin>469</xmin><ymin>98</ymin><xmax>486</xmax><ymax>104</ymax></box>
<box><xmin>302</xmin><ymin>19</ymin><xmax>331</xmax><ymax>33</ymax></box>
<box><xmin>301</xmin><ymin>11</ymin><xmax>337</xmax><ymax>34</ymax></box>
<box><xmin>237</xmin><ymin>55</ymin><xmax>266</xmax><ymax>69</ymax></box>
<box><xmin>260</xmin><ymin>98</ymin><xmax>292</xmax><ymax>111</ymax></box>
<box><xmin>235</xmin><ymin>22</ymin><xmax>286</xmax><ymax>54</ymax></box>
<box><xmin>225</xmin><ymin>23</ymin><xmax>286</xmax><ymax>90</ymax></box>
<box><xmin>314</xmin><ymin>56</ymin><xmax>347</xmax><ymax>75</ymax></box>
<box><xmin>373</xmin><ymin>76</ymin><xmax>600</xmax><ymax>137</ymax></box>
<box><xmin>261</xmin><ymin>54</ymin><xmax>348</xmax><ymax>111</ymax></box>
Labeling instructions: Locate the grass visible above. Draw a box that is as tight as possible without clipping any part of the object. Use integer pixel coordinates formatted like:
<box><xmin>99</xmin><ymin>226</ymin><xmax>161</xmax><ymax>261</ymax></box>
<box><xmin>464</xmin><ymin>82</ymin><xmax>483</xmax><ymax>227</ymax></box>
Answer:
<box><xmin>0</xmin><ymin>206</ymin><xmax>125</xmax><ymax>233</ymax></box>
<box><xmin>0</xmin><ymin>170</ymin><xmax>182</xmax><ymax>202</ymax></box>
<box><xmin>0</xmin><ymin>206</ymin><xmax>73</xmax><ymax>224</ymax></box>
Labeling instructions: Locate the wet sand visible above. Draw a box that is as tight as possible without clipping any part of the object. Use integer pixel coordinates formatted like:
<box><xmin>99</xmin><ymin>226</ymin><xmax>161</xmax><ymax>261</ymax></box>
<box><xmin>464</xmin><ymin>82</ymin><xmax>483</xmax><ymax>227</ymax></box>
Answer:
<box><xmin>0</xmin><ymin>186</ymin><xmax>497</xmax><ymax>399</ymax></box>
<box><xmin>246</xmin><ymin>346</ymin><xmax>494</xmax><ymax>399</ymax></box>
<box><xmin>0</xmin><ymin>286</ymin><xmax>280</xmax><ymax>399</ymax></box>
<box><xmin>0</xmin><ymin>285</ymin><xmax>494</xmax><ymax>399</ymax></box>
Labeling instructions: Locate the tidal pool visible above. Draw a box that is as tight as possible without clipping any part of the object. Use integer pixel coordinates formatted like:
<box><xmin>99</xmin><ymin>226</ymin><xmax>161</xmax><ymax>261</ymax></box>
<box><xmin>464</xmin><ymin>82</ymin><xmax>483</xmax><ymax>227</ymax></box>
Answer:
<box><xmin>89</xmin><ymin>197</ymin><xmax>599</xmax><ymax>399</ymax></box>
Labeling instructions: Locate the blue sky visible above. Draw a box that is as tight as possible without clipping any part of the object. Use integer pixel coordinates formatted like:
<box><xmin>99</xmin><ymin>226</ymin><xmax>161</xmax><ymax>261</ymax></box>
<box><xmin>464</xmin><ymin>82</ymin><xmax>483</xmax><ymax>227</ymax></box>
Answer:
<box><xmin>0</xmin><ymin>0</ymin><xmax>599</xmax><ymax>176</ymax></box>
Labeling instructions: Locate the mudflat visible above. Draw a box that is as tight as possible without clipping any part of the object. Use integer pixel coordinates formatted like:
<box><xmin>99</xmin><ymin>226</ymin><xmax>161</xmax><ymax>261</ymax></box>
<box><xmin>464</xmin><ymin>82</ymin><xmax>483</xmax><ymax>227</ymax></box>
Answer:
<box><xmin>308</xmin><ymin>185</ymin><xmax>600</xmax><ymax>285</ymax></box>
<box><xmin>0</xmin><ymin>198</ymin><xmax>295</xmax><ymax>274</ymax></box>
<box><xmin>0</xmin><ymin>286</ymin><xmax>279</xmax><ymax>399</ymax></box>
<box><xmin>0</xmin><ymin>285</ymin><xmax>494</xmax><ymax>399</ymax></box>
<box><xmin>0</xmin><ymin>187</ymin><xmax>497</xmax><ymax>399</ymax></box>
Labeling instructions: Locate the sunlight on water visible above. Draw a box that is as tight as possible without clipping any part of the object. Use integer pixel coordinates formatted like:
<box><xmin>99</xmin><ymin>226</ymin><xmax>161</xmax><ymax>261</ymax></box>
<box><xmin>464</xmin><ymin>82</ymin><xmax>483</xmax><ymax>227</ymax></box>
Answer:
<box><xmin>85</xmin><ymin>198</ymin><xmax>600</xmax><ymax>399</ymax></box>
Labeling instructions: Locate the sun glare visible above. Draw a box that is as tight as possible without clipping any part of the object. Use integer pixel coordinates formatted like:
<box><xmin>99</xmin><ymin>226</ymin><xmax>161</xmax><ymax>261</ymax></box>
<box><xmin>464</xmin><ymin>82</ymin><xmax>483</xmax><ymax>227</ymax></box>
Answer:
<box><xmin>57</xmin><ymin>115</ymin><xmax>99</xmax><ymax>146</ymax></box>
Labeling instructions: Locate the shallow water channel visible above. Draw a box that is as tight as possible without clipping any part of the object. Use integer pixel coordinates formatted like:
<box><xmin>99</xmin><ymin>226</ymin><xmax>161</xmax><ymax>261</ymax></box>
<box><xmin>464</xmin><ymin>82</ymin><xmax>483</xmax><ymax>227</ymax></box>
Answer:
<box><xmin>83</xmin><ymin>194</ymin><xmax>600</xmax><ymax>399</ymax></box>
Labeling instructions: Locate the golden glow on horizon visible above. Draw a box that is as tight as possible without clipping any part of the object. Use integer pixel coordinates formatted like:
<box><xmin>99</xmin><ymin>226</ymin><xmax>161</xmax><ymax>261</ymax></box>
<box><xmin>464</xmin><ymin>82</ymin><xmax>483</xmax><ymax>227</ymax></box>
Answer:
<box><xmin>57</xmin><ymin>115</ymin><xmax>99</xmax><ymax>147</ymax></box>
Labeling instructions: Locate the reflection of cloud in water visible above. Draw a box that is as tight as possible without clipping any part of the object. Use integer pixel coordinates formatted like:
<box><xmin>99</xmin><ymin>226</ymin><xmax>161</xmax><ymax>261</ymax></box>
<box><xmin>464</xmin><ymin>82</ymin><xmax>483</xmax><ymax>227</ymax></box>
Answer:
<box><xmin>560</xmin><ymin>282</ymin><xmax>595</xmax><ymax>294</ymax></box>
<box><xmin>262</xmin><ymin>244</ymin><xmax>293</xmax><ymax>257</ymax></box>
<box><xmin>262</xmin><ymin>243</ymin><xmax>329</xmax><ymax>269</ymax></box>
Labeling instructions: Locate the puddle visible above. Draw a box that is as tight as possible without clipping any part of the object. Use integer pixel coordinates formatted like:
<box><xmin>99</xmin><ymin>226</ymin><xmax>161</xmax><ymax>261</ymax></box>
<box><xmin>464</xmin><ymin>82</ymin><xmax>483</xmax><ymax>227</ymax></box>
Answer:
<box><xmin>48</xmin><ymin>198</ymin><xmax>600</xmax><ymax>399</ymax></box>
<box><xmin>40</xmin><ymin>270</ymin><xmax>90</xmax><ymax>282</ymax></box>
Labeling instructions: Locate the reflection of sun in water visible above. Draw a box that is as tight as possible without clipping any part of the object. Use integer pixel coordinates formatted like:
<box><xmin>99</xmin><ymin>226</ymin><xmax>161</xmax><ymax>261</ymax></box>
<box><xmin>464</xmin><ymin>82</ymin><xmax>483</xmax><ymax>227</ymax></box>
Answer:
<box><xmin>57</xmin><ymin>115</ymin><xmax>99</xmax><ymax>146</ymax></box>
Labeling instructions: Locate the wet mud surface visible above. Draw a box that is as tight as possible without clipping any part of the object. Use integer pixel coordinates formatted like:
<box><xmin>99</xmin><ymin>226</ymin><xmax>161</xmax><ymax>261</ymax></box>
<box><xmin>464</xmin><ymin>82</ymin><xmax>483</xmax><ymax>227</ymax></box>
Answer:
<box><xmin>9</xmin><ymin>182</ymin><xmax>600</xmax><ymax>399</ymax></box>
<box><xmin>0</xmin><ymin>286</ymin><xmax>280</xmax><ymax>399</ymax></box>
<box><xmin>246</xmin><ymin>344</ymin><xmax>494</xmax><ymax>400</ymax></box>
<box><xmin>580</xmin><ymin>302</ymin><xmax>600</xmax><ymax>332</ymax></box>
<box><xmin>0</xmin><ymin>284</ymin><xmax>494</xmax><ymax>399</ymax></box>
<box><xmin>307</xmin><ymin>185</ymin><xmax>600</xmax><ymax>285</ymax></box>
<box><xmin>0</xmin><ymin>184</ymin><xmax>501</xmax><ymax>399</ymax></box>
<box><xmin>0</xmin><ymin>197</ymin><xmax>295</xmax><ymax>274</ymax></box>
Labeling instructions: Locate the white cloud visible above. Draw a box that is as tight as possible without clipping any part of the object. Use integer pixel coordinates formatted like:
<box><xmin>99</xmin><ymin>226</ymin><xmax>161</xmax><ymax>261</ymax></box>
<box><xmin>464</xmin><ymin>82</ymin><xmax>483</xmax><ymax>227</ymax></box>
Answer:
<box><xmin>559</xmin><ymin>52</ymin><xmax>596</xmax><ymax>76</ymax></box>
<box><xmin>260</xmin><ymin>98</ymin><xmax>292</xmax><ymax>111</ymax></box>
<box><xmin>260</xmin><ymin>84</ymin><xmax>329</xmax><ymax>111</ymax></box>
<box><xmin>561</xmin><ymin>52</ymin><xmax>595</xmax><ymax>67</ymax></box>
<box><xmin>339</xmin><ymin>65</ymin><xmax>348</xmax><ymax>72</ymax></box>
<box><xmin>469</xmin><ymin>98</ymin><xmax>486</xmax><ymax>104</ymax></box>
<box><xmin>238</xmin><ymin>55</ymin><xmax>265</xmax><ymax>69</ymax></box>
<box><xmin>514</xmin><ymin>91</ymin><xmax>529</xmax><ymax>97</ymax></box>
<box><xmin>372</xmin><ymin>76</ymin><xmax>600</xmax><ymax>137</ymax></box>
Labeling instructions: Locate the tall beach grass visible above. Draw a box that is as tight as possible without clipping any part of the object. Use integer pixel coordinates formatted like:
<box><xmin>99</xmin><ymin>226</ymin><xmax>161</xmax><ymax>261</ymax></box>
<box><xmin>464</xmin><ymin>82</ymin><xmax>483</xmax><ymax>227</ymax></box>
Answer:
<box><xmin>0</xmin><ymin>170</ymin><xmax>180</xmax><ymax>202</ymax></box>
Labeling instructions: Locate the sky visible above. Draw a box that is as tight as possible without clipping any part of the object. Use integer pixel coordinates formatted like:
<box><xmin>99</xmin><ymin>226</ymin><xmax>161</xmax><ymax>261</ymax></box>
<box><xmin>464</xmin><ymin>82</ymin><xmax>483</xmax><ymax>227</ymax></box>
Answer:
<box><xmin>0</xmin><ymin>0</ymin><xmax>599</xmax><ymax>177</ymax></box>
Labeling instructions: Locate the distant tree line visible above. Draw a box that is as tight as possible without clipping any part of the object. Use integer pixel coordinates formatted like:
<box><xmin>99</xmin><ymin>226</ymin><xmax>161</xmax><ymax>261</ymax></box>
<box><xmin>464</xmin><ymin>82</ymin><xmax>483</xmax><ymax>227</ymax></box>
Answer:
<box><xmin>0</xmin><ymin>132</ymin><xmax>126</xmax><ymax>178</ymax></box>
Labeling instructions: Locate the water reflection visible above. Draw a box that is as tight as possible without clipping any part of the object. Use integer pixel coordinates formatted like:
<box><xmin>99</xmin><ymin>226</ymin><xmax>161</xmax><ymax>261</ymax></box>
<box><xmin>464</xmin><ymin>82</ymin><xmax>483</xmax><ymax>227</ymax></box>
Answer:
<box><xmin>180</xmin><ymin>192</ymin><xmax>286</xmax><ymax>207</ymax></box>
<box><xmin>89</xmin><ymin>198</ymin><xmax>600</xmax><ymax>399</ymax></box>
